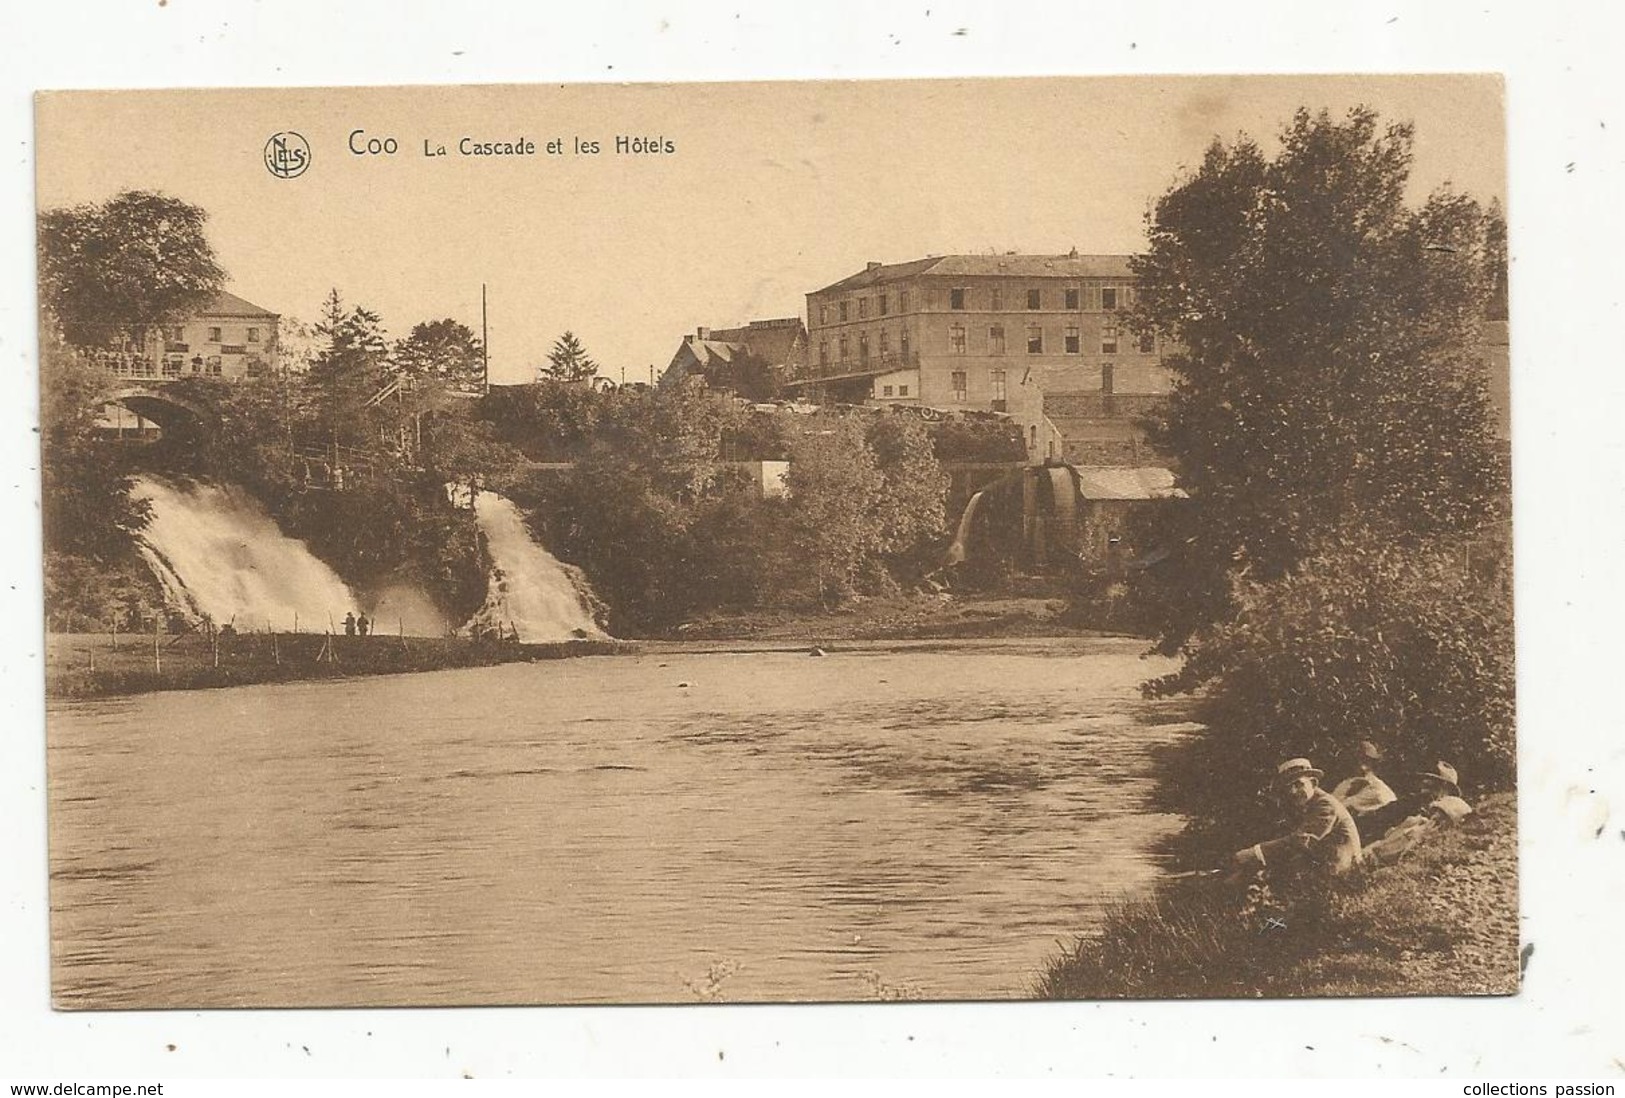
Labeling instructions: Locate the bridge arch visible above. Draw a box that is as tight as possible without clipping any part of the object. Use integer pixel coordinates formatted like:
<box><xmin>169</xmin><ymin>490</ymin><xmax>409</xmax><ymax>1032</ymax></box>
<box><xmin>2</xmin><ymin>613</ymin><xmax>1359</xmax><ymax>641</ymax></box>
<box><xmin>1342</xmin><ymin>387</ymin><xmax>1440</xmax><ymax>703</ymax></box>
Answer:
<box><xmin>105</xmin><ymin>385</ymin><xmax>214</xmax><ymax>437</ymax></box>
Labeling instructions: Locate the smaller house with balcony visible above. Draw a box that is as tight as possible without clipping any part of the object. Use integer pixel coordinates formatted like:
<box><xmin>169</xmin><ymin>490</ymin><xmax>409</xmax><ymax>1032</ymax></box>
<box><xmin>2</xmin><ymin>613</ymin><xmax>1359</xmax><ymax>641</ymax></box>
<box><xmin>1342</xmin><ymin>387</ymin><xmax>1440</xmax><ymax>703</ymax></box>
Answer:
<box><xmin>96</xmin><ymin>290</ymin><xmax>280</xmax><ymax>383</ymax></box>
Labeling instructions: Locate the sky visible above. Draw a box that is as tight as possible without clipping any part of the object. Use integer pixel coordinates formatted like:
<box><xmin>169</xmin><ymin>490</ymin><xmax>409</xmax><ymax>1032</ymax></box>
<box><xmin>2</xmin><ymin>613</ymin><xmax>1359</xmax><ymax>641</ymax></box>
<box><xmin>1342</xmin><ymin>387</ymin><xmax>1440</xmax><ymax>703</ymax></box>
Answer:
<box><xmin>35</xmin><ymin>75</ymin><xmax>1505</xmax><ymax>385</ymax></box>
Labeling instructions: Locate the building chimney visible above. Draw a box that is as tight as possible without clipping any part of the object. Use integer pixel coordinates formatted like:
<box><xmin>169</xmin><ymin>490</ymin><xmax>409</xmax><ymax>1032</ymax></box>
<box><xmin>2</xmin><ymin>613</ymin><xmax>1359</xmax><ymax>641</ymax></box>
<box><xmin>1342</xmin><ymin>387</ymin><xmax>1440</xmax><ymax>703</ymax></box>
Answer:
<box><xmin>696</xmin><ymin>326</ymin><xmax>710</xmax><ymax>340</ymax></box>
<box><xmin>866</xmin><ymin>261</ymin><xmax>882</xmax><ymax>271</ymax></box>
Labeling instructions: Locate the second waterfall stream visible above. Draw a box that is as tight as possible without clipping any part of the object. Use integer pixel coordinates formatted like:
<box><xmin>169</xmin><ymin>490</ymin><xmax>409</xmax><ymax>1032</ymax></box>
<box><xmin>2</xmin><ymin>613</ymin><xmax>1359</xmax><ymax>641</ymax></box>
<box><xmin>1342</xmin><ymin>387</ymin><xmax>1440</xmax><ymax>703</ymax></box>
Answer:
<box><xmin>464</xmin><ymin>491</ymin><xmax>606</xmax><ymax>642</ymax></box>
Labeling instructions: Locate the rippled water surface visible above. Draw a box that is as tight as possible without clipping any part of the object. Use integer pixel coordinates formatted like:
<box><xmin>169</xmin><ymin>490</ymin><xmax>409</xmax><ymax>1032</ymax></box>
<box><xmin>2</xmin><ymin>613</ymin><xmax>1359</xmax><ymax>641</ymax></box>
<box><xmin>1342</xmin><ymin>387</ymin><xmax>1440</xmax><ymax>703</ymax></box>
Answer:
<box><xmin>48</xmin><ymin>638</ymin><xmax>1193</xmax><ymax>1007</ymax></box>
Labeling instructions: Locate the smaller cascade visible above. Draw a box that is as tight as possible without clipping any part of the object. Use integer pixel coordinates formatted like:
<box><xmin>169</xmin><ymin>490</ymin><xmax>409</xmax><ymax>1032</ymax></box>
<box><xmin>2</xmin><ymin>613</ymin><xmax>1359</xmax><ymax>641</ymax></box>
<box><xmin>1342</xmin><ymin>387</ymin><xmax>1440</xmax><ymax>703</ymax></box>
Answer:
<box><xmin>944</xmin><ymin>490</ymin><xmax>987</xmax><ymax>566</ymax></box>
<box><xmin>464</xmin><ymin>492</ymin><xmax>607</xmax><ymax>642</ymax></box>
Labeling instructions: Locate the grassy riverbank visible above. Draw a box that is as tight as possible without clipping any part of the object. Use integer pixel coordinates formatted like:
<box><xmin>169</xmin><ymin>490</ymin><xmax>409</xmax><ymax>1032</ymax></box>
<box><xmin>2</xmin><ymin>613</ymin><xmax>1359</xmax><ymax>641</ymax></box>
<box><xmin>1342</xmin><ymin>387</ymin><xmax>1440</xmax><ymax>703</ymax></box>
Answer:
<box><xmin>1036</xmin><ymin>793</ymin><xmax>1518</xmax><ymax>999</ymax></box>
<box><xmin>45</xmin><ymin>631</ymin><xmax>632</xmax><ymax>700</ymax></box>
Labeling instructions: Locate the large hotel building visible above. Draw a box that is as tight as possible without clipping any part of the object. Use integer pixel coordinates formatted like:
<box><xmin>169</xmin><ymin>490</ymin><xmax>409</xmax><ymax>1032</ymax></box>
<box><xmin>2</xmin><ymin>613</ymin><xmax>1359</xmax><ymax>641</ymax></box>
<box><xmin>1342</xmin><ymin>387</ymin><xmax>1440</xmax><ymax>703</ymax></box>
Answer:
<box><xmin>795</xmin><ymin>253</ymin><xmax>1171</xmax><ymax>464</ymax></box>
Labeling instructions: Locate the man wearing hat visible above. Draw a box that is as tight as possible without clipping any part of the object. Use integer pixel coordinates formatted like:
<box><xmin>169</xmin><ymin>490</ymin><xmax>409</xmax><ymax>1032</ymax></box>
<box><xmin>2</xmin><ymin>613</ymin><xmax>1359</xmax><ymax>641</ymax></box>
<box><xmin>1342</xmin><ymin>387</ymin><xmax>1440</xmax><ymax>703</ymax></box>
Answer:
<box><xmin>1359</xmin><ymin>761</ymin><xmax>1465</xmax><ymax>839</ymax></box>
<box><xmin>1331</xmin><ymin>740</ymin><xmax>1398</xmax><ymax>817</ymax></box>
<box><xmin>1231</xmin><ymin>757</ymin><xmax>1363</xmax><ymax>877</ymax></box>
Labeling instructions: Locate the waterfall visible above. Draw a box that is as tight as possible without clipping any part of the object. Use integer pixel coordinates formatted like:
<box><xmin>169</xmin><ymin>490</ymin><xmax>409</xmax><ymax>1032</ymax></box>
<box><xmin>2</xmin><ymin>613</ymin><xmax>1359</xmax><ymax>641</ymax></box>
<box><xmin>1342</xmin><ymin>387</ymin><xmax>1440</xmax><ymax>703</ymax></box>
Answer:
<box><xmin>944</xmin><ymin>489</ymin><xmax>987</xmax><ymax>566</ymax></box>
<box><xmin>464</xmin><ymin>492</ymin><xmax>606</xmax><ymax>642</ymax></box>
<box><xmin>131</xmin><ymin>475</ymin><xmax>358</xmax><ymax>632</ymax></box>
<box><xmin>1048</xmin><ymin>465</ymin><xmax>1079</xmax><ymax>540</ymax></box>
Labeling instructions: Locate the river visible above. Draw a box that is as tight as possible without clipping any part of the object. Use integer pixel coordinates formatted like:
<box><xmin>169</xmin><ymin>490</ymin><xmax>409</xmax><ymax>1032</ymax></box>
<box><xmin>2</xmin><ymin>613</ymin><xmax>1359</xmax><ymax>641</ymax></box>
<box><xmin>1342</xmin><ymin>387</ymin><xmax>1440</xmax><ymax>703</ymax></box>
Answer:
<box><xmin>47</xmin><ymin>637</ymin><xmax>1193</xmax><ymax>1007</ymax></box>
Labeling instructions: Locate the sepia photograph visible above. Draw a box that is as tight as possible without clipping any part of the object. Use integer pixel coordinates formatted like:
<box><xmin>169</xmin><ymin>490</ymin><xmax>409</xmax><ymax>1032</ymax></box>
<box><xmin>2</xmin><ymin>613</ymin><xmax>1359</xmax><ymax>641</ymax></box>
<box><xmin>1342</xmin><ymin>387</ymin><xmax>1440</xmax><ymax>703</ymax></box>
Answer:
<box><xmin>34</xmin><ymin>75</ymin><xmax>1516</xmax><ymax>1011</ymax></box>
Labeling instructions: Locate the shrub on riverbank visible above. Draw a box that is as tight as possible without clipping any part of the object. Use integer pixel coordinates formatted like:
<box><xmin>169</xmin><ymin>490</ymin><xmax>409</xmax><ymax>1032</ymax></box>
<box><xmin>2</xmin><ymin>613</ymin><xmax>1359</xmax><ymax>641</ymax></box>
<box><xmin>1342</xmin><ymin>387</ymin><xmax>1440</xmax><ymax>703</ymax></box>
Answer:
<box><xmin>1036</xmin><ymin>793</ymin><xmax>1517</xmax><ymax>999</ymax></box>
<box><xmin>1146</xmin><ymin>533</ymin><xmax>1514</xmax><ymax>861</ymax></box>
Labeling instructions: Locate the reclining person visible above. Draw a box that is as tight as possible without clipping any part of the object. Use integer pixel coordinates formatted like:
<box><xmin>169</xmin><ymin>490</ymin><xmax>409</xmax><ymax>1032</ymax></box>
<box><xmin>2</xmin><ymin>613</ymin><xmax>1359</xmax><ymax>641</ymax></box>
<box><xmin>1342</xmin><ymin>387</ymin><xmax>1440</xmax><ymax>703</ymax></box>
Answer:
<box><xmin>1358</xmin><ymin>761</ymin><xmax>1464</xmax><ymax>839</ymax></box>
<box><xmin>1362</xmin><ymin>795</ymin><xmax>1474</xmax><ymax>866</ymax></box>
<box><xmin>1230</xmin><ymin>757</ymin><xmax>1363</xmax><ymax>879</ymax></box>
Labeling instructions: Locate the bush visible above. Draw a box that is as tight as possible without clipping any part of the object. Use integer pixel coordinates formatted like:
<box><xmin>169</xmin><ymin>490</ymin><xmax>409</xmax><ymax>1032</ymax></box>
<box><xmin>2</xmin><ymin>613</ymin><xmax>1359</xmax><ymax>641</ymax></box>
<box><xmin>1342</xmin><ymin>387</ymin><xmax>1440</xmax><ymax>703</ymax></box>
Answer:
<box><xmin>44</xmin><ymin>551</ymin><xmax>167</xmax><ymax>633</ymax></box>
<box><xmin>1148</xmin><ymin>531</ymin><xmax>1514</xmax><ymax>860</ymax></box>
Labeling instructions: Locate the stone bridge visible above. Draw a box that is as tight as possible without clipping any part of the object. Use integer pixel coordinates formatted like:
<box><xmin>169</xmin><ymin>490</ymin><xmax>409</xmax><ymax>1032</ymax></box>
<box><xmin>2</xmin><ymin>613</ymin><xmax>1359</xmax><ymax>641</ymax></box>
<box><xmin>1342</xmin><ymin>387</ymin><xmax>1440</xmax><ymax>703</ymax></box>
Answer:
<box><xmin>106</xmin><ymin>384</ymin><xmax>214</xmax><ymax>436</ymax></box>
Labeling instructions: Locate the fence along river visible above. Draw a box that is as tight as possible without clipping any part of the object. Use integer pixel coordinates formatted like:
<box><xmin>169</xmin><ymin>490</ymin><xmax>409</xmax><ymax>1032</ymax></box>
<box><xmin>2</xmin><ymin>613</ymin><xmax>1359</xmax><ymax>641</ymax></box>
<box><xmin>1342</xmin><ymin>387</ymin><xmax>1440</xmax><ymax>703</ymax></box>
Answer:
<box><xmin>48</xmin><ymin>637</ymin><xmax>1193</xmax><ymax>1006</ymax></box>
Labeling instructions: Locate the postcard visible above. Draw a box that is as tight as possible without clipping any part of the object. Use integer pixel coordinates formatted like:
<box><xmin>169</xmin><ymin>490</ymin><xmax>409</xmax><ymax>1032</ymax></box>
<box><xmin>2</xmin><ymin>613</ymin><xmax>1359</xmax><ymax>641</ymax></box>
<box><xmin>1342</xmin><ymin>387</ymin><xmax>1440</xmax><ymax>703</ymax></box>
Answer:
<box><xmin>35</xmin><ymin>76</ymin><xmax>1515</xmax><ymax>1007</ymax></box>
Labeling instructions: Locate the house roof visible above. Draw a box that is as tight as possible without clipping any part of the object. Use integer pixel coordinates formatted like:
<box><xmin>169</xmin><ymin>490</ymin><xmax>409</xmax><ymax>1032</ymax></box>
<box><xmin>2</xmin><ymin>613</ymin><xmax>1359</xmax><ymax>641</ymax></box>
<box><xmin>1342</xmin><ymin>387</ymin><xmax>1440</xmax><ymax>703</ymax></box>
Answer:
<box><xmin>812</xmin><ymin>254</ymin><xmax>1137</xmax><ymax>295</ymax></box>
<box><xmin>1072</xmin><ymin>466</ymin><xmax>1186</xmax><ymax>500</ymax></box>
<box><xmin>686</xmin><ymin>339</ymin><xmax>738</xmax><ymax>366</ymax></box>
<box><xmin>706</xmin><ymin>318</ymin><xmax>807</xmax><ymax>366</ymax></box>
<box><xmin>200</xmin><ymin>290</ymin><xmax>279</xmax><ymax>318</ymax></box>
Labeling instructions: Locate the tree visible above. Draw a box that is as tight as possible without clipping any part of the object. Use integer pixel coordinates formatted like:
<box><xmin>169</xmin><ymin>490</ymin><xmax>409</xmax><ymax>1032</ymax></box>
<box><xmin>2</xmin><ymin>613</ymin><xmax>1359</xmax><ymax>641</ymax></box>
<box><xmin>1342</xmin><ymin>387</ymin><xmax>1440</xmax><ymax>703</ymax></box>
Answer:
<box><xmin>1130</xmin><ymin>106</ymin><xmax>1509</xmax><ymax>651</ymax></box>
<box><xmin>38</xmin><ymin>190</ymin><xmax>225</xmax><ymax>349</ymax></box>
<box><xmin>784</xmin><ymin>416</ymin><xmax>887</xmax><ymax>606</ymax></box>
<box><xmin>38</xmin><ymin>311</ymin><xmax>150</xmax><ymax>560</ymax></box>
<box><xmin>421</xmin><ymin>408</ymin><xmax>523</xmax><ymax>501</ymax></box>
<box><xmin>307</xmin><ymin>289</ymin><xmax>390</xmax><ymax>447</ymax></box>
<box><xmin>866</xmin><ymin>414</ymin><xmax>950</xmax><ymax>573</ymax></box>
<box><xmin>393</xmin><ymin>318</ymin><xmax>485</xmax><ymax>393</ymax></box>
<box><xmin>539</xmin><ymin>330</ymin><xmax>599</xmax><ymax>383</ymax></box>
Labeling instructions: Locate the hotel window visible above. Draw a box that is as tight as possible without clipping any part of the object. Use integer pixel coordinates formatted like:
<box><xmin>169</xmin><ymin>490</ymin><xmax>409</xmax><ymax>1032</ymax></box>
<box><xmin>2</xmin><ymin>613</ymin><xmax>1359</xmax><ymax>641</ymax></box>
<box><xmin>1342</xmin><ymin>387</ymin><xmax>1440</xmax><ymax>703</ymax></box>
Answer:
<box><xmin>1102</xmin><ymin>321</ymin><xmax>1119</xmax><ymax>354</ymax></box>
<box><xmin>879</xmin><ymin>330</ymin><xmax>890</xmax><ymax>354</ymax></box>
<box><xmin>900</xmin><ymin>290</ymin><xmax>911</xmax><ymax>312</ymax></box>
<box><xmin>883</xmin><ymin>385</ymin><xmax>894</xmax><ymax>397</ymax></box>
<box><xmin>1066</xmin><ymin>287</ymin><xmax>1080</xmax><ymax>310</ymax></box>
<box><xmin>166</xmin><ymin>326</ymin><xmax>184</xmax><ymax>341</ymax></box>
<box><xmin>988</xmin><ymin>325</ymin><xmax>1006</xmax><ymax>356</ymax></box>
<box><xmin>898</xmin><ymin>385</ymin><xmax>909</xmax><ymax>396</ymax></box>
<box><xmin>247</xmin><ymin>327</ymin><xmax>260</xmax><ymax>343</ymax></box>
<box><xmin>839</xmin><ymin>336</ymin><xmax>849</xmax><ymax>361</ymax></box>
<box><xmin>820</xmin><ymin>341</ymin><xmax>829</xmax><ymax>366</ymax></box>
<box><xmin>1139</xmin><ymin>330</ymin><xmax>1156</xmax><ymax>354</ymax></box>
<box><xmin>820</xmin><ymin>304</ymin><xmax>829</xmax><ymax>325</ymax></box>
<box><xmin>900</xmin><ymin>328</ymin><xmax>910</xmax><ymax>357</ymax></box>
<box><xmin>949</xmin><ymin>325</ymin><xmax>967</xmax><ymax>355</ymax></box>
<box><xmin>991</xmin><ymin>287</ymin><xmax>1003</xmax><ymax>311</ymax></box>
<box><xmin>950</xmin><ymin>287</ymin><xmax>967</xmax><ymax>310</ymax></box>
<box><xmin>951</xmin><ymin>370</ymin><xmax>968</xmax><ymax>401</ymax></box>
<box><xmin>859</xmin><ymin>297</ymin><xmax>869</xmax><ymax>319</ymax></box>
<box><xmin>208</xmin><ymin>326</ymin><xmax>223</xmax><ymax>342</ymax></box>
<box><xmin>1065</xmin><ymin>326</ymin><xmax>1080</xmax><ymax>354</ymax></box>
<box><xmin>859</xmin><ymin>331</ymin><xmax>870</xmax><ymax>362</ymax></box>
<box><xmin>1101</xmin><ymin>287</ymin><xmax>1118</xmax><ymax>311</ymax></box>
<box><xmin>1027</xmin><ymin>288</ymin><xmax>1042</xmax><ymax>310</ymax></box>
<box><xmin>1030</xmin><ymin>425</ymin><xmax>1038</xmax><ymax>450</ymax></box>
<box><xmin>991</xmin><ymin>369</ymin><xmax>1007</xmax><ymax>402</ymax></box>
<box><xmin>1027</xmin><ymin>325</ymin><xmax>1043</xmax><ymax>353</ymax></box>
<box><xmin>839</xmin><ymin>300</ymin><xmax>849</xmax><ymax>322</ymax></box>
<box><xmin>879</xmin><ymin>293</ymin><xmax>889</xmax><ymax>316</ymax></box>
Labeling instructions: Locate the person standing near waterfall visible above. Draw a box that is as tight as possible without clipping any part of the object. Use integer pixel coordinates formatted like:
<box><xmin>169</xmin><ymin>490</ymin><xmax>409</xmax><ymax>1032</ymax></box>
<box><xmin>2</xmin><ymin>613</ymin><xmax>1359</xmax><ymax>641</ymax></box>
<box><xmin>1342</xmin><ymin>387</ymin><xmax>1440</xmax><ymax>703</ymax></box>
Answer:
<box><xmin>358</xmin><ymin>614</ymin><xmax>370</xmax><ymax>637</ymax></box>
<box><xmin>344</xmin><ymin>611</ymin><xmax>357</xmax><ymax>636</ymax></box>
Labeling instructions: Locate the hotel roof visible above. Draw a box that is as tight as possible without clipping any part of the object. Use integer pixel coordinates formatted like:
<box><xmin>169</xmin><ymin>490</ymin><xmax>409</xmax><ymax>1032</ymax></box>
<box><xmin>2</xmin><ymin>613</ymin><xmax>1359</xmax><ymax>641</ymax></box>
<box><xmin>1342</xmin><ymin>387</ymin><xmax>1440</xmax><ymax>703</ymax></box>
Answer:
<box><xmin>811</xmin><ymin>254</ymin><xmax>1137</xmax><ymax>295</ymax></box>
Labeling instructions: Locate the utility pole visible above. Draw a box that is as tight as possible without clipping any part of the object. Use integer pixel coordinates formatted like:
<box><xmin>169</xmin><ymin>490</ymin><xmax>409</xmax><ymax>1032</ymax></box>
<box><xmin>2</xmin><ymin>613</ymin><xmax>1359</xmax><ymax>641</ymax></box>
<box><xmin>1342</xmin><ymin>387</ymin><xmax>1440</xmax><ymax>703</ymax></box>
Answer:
<box><xmin>481</xmin><ymin>283</ymin><xmax>490</xmax><ymax>394</ymax></box>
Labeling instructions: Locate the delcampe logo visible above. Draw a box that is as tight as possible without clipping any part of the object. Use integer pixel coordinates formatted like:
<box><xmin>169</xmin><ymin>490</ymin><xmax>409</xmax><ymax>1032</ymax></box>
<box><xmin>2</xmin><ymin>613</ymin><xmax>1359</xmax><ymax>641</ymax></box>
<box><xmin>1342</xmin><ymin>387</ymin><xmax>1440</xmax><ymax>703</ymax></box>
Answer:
<box><xmin>263</xmin><ymin>131</ymin><xmax>311</xmax><ymax>179</ymax></box>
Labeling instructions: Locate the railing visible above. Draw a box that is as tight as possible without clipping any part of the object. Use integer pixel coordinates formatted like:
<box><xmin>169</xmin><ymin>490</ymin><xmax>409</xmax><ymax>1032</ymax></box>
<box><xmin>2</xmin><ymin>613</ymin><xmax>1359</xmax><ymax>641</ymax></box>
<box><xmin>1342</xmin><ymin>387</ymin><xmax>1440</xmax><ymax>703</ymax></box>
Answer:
<box><xmin>798</xmin><ymin>348</ymin><xmax>920</xmax><ymax>380</ymax></box>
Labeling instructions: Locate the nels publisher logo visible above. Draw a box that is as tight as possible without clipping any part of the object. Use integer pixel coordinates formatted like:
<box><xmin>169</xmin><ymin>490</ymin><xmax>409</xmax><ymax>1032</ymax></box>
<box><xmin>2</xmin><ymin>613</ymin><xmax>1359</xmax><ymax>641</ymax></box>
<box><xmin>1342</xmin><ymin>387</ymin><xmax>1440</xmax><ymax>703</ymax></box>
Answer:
<box><xmin>264</xmin><ymin>131</ymin><xmax>311</xmax><ymax>179</ymax></box>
